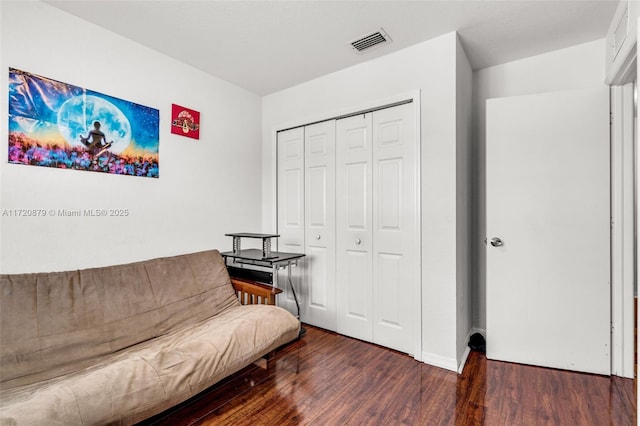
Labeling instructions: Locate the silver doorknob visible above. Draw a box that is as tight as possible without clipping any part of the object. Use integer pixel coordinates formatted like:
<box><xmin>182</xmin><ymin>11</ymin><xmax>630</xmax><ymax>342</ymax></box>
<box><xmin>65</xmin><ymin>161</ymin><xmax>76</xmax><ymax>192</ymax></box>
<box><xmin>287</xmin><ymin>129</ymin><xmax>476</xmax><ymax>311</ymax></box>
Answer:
<box><xmin>490</xmin><ymin>237</ymin><xmax>503</xmax><ymax>247</ymax></box>
<box><xmin>316</xmin><ymin>234</ymin><xmax>321</xmax><ymax>240</ymax></box>
<box><xmin>355</xmin><ymin>238</ymin><xmax>361</xmax><ymax>245</ymax></box>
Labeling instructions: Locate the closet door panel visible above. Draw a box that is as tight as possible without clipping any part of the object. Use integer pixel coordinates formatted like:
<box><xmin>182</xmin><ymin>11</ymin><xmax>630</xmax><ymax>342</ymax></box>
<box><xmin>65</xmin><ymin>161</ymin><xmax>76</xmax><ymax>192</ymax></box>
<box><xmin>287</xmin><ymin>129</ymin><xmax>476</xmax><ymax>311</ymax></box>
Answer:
<box><xmin>345</xmin><ymin>249</ymin><xmax>370</xmax><ymax>319</ymax></box>
<box><xmin>283</xmin><ymin>169</ymin><xmax>303</xmax><ymax>227</ymax></box>
<box><xmin>372</xmin><ymin>103</ymin><xmax>416</xmax><ymax>354</ymax></box>
<box><xmin>277</xmin><ymin>127</ymin><xmax>305</xmax><ymax>313</ymax></box>
<box><xmin>304</xmin><ymin>120</ymin><xmax>336</xmax><ymax>330</ymax></box>
<box><xmin>307</xmin><ymin>245</ymin><xmax>328</xmax><ymax>306</ymax></box>
<box><xmin>336</xmin><ymin>114</ymin><xmax>373</xmax><ymax>342</ymax></box>
<box><xmin>346</xmin><ymin>162</ymin><xmax>368</xmax><ymax>228</ymax></box>
<box><xmin>378</xmin><ymin>252</ymin><xmax>402</xmax><ymax>324</ymax></box>
<box><xmin>378</xmin><ymin>158</ymin><xmax>402</xmax><ymax>230</ymax></box>
<box><xmin>308</xmin><ymin>168</ymin><xmax>327</xmax><ymax>226</ymax></box>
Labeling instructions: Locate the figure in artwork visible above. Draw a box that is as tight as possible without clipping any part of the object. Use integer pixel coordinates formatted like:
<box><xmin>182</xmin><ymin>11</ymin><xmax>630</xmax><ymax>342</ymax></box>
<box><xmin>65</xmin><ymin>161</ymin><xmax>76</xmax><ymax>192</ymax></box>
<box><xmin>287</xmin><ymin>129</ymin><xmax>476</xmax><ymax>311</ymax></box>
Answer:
<box><xmin>80</xmin><ymin>121</ymin><xmax>113</xmax><ymax>156</ymax></box>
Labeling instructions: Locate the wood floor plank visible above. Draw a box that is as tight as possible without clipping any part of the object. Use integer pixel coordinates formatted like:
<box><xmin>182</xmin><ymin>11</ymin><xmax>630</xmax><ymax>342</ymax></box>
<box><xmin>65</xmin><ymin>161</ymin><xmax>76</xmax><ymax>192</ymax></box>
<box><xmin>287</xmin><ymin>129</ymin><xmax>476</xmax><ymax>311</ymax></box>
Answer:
<box><xmin>139</xmin><ymin>325</ymin><xmax>636</xmax><ymax>426</ymax></box>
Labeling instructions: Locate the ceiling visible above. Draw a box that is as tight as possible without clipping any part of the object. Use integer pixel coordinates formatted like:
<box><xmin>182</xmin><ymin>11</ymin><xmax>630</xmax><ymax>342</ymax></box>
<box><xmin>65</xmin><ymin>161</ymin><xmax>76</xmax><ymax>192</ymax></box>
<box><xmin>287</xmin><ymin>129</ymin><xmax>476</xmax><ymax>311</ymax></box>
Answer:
<box><xmin>44</xmin><ymin>1</ymin><xmax>618</xmax><ymax>96</ymax></box>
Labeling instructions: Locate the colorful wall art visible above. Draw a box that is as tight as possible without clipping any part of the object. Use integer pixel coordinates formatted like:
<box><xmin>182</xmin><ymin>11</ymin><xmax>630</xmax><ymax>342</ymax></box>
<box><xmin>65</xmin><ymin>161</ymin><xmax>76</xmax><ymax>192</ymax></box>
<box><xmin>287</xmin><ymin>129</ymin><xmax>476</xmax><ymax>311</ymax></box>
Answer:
<box><xmin>8</xmin><ymin>68</ymin><xmax>160</xmax><ymax>178</ymax></box>
<box><xmin>171</xmin><ymin>104</ymin><xmax>200</xmax><ymax>140</ymax></box>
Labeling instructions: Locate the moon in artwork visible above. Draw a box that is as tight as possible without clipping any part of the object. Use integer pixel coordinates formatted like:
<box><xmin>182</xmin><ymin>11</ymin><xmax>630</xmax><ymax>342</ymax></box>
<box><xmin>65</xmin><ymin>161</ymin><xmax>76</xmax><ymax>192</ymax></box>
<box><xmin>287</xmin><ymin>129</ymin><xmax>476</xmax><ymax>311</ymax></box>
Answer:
<box><xmin>57</xmin><ymin>95</ymin><xmax>132</xmax><ymax>154</ymax></box>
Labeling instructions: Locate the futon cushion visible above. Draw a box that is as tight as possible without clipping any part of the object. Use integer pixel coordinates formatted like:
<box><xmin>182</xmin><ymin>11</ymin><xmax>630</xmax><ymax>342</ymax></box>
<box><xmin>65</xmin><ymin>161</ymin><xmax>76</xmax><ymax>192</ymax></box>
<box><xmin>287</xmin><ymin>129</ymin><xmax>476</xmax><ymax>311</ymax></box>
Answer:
<box><xmin>0</xmin><ymin>250</ymin><xmax>239</xmax><ymax>387</ymax></box>
<box><xmin>0</xmin><ymin>303</ymin><xmax>300</xmax><ymax>425</ymax></box>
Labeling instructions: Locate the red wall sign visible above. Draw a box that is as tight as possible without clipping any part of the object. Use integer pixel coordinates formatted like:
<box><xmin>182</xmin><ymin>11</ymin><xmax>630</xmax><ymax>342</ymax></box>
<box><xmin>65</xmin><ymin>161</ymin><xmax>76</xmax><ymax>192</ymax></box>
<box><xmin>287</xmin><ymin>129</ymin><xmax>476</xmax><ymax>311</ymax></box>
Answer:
<box><xmin>171</xmin><ymin>104</ymin><xmax>200</xmax><ymax>139</ymax></box>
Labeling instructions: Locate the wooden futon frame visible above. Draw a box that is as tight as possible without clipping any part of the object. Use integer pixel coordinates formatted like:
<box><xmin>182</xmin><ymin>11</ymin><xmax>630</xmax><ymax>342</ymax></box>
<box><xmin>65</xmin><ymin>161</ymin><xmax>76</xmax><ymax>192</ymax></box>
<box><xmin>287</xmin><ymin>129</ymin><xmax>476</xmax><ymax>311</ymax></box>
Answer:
<box><xmin>230</xmin><ymin>277</ymin><xmax>283</xmax><ymax>306</ymax></box>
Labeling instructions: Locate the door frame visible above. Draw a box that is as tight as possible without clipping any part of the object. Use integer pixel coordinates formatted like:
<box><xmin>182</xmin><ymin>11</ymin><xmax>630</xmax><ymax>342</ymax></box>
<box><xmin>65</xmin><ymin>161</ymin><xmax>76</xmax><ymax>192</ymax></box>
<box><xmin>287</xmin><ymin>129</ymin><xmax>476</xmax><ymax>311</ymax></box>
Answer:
<box><xmin>270</xmin><ymin>90</ymin><xmax>423</xmax><ymax>360</ymax></box>
<box><xmin>608</xmin><ymin>16</ymin><xmax>637</xmax><ymax>378</ymax></box>
<box><xmin>610</xmin><ymin>84</ymin><xmax>636</xmax><ymax>379</ymax></box>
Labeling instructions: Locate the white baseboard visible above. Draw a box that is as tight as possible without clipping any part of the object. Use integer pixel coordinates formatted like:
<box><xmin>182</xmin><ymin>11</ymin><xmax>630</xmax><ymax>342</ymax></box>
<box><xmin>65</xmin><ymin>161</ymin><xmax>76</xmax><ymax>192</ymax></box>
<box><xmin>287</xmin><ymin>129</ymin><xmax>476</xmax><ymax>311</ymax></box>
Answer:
<box><xmin>421</xmin><ymin>351</ymin><xmax>458</xmax><ymax>372</ymax></box>
<box><xmin>422</xmin><ymin>328</ymin><xmax>487</xmax><ymax>373</ymax></box>
<box><xmin>458</xmin><ymin>346</ymin><xmax>471</xmax><ymax>374</ymax></box>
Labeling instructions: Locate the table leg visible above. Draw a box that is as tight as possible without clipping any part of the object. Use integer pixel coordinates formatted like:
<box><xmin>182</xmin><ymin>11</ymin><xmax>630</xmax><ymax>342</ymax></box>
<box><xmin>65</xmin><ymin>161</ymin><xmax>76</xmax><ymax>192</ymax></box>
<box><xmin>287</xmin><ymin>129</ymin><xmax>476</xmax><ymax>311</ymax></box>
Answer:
<box><xmin>287</xmin><ymin>262</ymin><xmax>301</xmax><ymax>319</ymax></box>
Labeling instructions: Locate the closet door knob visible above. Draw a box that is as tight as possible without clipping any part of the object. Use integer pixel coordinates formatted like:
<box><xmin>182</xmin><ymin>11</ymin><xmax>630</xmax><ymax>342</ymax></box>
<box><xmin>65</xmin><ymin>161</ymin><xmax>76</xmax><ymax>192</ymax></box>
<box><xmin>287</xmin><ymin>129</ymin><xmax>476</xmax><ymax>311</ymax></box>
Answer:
<box><xmin>316</xmin><ymin>234</ymin><xmax>321</xmax><ymax>240</ymax></box>
<box><xmin>355</xmin><ymin>238</ymin><xmax>361</xmax><ymax>245</ymax></box>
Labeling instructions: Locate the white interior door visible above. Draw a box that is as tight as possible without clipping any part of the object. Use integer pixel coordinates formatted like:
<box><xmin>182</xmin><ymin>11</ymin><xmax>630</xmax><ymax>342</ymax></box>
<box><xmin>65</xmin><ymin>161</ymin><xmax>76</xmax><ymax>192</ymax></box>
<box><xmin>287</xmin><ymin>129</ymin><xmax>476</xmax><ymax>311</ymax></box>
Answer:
<box><xmin>336</xmin><ymin>113</ymin><xmax>373</xmax><ymax>342</ymax></box>
<box><xmin>486</xmin><ymin>87</ymin><xmax>610</xmax><ymax>375</ymax></box>
<box><xmin>277</xmin><ymin>127</ymin><xmax>305</xmax><ymax>313</ymax></box>
<box><xmin>372</xmin><ymin>103</ymin><xmax>416</xmax><ymax>354</ymax></box>
<box><xmin>303</xmin><ymin>120</ymin><xmax>336</xmax><ymax>330</ymax></box>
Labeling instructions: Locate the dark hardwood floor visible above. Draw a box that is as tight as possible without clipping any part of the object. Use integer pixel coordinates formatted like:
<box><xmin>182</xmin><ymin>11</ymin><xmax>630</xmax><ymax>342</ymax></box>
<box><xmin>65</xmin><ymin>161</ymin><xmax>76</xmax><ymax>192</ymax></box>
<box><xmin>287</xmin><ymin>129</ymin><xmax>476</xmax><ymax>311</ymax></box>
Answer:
<box><xmin>140</xmin><ymin>325</ymin><xmax>636</xmax><ymax>425</ymax></box>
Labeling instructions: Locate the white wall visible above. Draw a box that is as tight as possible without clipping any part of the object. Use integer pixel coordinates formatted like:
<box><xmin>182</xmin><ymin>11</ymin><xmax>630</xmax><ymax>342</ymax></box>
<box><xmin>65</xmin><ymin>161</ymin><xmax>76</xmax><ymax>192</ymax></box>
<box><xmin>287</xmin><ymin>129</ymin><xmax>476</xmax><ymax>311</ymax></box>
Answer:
<box><xmin>0</xmin><ymin>1</ymin><xmax>263</xmax><ymax>273</ymax></box>
<box><xmin>262</xmin><ymin>32</ymin><xmax>471</xmax><ymax>370</ymax></box>
<box><xmin>472</xmin><ymin>39</ymin><xmax>607</xmax><ymax>331</ymax></box>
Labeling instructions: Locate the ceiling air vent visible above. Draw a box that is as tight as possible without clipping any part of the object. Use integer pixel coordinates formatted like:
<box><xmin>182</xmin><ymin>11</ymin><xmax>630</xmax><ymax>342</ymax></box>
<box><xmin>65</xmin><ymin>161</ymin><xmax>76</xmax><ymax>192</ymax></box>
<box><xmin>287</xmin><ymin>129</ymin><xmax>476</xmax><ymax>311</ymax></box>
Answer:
<box><xmin>350</xmin><ymin>28</ymin><xmax>391</xmax><ymax>53</ymax></box>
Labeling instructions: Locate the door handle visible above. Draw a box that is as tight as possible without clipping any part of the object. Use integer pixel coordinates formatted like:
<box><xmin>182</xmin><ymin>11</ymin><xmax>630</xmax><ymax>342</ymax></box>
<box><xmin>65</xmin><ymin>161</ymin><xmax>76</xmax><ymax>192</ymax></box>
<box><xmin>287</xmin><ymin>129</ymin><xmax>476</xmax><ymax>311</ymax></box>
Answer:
<box><xmin>490</xmin><ymin>237</ymin><xmax>503</xmax><ymax>247</ymax></box>
<box><xmin>355</xmin><ymin>238</ymin><xmax>362</xmax><ymax>245</ymax></box>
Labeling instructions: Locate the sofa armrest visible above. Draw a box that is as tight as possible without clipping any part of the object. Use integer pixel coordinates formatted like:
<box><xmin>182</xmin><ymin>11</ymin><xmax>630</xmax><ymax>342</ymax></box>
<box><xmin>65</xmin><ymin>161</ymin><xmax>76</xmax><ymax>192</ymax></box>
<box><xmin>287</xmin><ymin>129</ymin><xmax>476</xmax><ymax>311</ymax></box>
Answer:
<box><xmin>231</xmin><ymin>278</ymin><xmax>282</xmax><ymax>306</ymax></box>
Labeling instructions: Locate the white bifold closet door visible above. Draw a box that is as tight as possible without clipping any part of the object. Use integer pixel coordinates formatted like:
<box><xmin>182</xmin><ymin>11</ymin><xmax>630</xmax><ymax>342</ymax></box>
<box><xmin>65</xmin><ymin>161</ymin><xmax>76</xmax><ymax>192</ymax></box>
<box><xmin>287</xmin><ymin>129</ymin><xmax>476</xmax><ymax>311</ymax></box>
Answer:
<box><xmin>336</xmin><ymin>113</ymin><xmax>374</xmax><ymax>341</ymax></box>
<box><xmin>303</xmin><ymin>120</ymin><xmax>337</xmax><ymax>331</ymax></box>
<box><xmin>276</xmin><ymin>103</ymin><xmax>416</xmax><ymax>354</ymax></box>
<box><xmin>336</xmin><ymin>103</ymin><xmax>416</xmax><ymax>354</ymax></box>
<box><xmin>277</xmin><ymin>122</ymin><xmax>337</xmax><ymax>325</ymax></box>
<box><xmin>276</xmin><ymin>127</ymin><xmax>305</xmax><ymax>314</ymax></box>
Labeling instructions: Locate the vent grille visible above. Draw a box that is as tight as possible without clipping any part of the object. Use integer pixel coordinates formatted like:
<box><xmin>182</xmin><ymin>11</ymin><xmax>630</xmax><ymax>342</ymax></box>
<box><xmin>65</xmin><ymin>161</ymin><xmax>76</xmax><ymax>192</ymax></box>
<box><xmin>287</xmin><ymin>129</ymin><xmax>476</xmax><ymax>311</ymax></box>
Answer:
<box><xmin>350</xmin><ymin>28</ymin><xmax>391</xmax><ymax>52</ymax></box>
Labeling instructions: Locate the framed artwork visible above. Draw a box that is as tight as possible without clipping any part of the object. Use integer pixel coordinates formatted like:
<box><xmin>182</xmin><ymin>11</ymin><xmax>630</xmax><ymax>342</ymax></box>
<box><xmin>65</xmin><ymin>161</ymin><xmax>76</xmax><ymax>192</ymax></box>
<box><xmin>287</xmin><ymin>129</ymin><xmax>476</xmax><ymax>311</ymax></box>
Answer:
<box><xmin>8</xmin><ymin>68</ymin><xmax>160</xmax><ymax>178</ymax></box>
<box><xmin>171</xmin><ymin>104</ymin><xmax>200</xmax><ymax>139</ymax></box>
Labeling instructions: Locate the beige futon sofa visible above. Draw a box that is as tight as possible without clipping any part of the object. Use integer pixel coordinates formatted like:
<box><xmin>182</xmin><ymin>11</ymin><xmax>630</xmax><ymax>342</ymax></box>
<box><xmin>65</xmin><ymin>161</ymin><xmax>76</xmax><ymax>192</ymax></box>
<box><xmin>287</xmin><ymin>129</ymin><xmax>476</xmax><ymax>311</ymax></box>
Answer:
<box><xmin>0</xmin><ymin>249</ymin><xmax>300</xmax><ymax>425</ymax></box>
